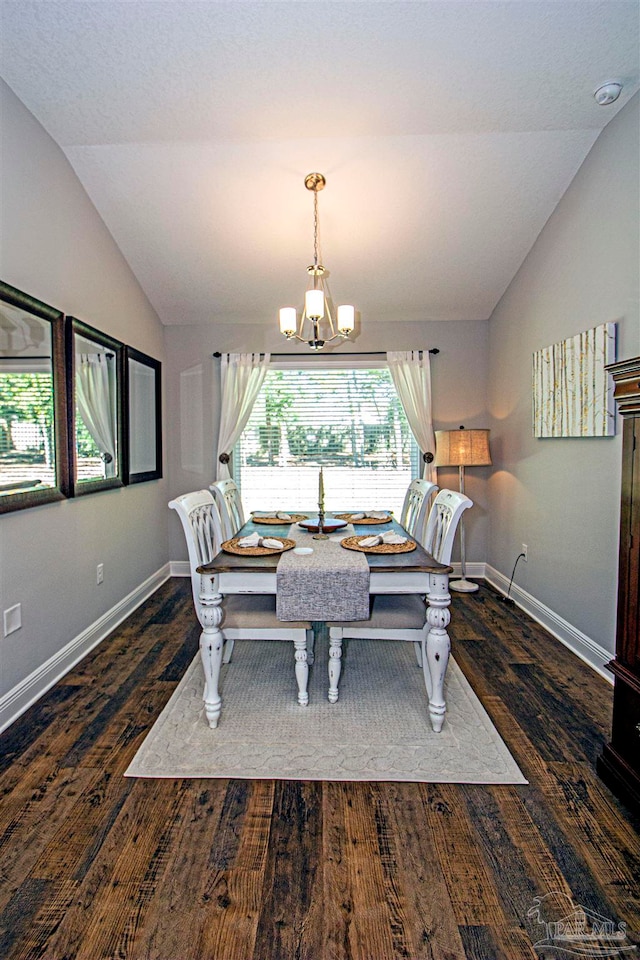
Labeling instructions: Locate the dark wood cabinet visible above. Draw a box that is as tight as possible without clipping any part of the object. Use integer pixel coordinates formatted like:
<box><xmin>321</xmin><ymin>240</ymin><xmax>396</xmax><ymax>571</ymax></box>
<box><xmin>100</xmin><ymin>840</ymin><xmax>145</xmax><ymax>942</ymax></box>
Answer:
<box><xmin>598</xmin><ymin>356</ymin><xmax>640</xmax><ymax>812</ymax></box>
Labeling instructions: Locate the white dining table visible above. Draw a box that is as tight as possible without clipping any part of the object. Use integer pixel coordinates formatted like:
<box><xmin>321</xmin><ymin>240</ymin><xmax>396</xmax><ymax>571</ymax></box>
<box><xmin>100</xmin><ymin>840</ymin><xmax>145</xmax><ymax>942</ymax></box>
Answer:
<box><xmin>197</xmin><ymin>514</ymin><xmax>453</xmax><ymax>733</ymax></box>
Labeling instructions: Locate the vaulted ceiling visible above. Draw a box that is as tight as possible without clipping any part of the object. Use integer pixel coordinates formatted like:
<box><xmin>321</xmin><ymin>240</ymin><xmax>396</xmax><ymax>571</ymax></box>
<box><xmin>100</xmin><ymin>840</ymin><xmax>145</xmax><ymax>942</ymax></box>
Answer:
<box><xmin>1</xmin><ymin>1</ymin><xmax>638</xmax><ymax>328</ymax></box>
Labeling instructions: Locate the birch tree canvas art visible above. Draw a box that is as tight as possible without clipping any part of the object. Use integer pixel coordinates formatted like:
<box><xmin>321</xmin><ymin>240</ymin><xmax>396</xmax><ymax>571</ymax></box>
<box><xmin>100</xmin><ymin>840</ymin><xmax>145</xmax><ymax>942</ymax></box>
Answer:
<box><xmin>532</xmin><ymin>322</ymin><xmax>616</xmax><ymax>438</ymax></box>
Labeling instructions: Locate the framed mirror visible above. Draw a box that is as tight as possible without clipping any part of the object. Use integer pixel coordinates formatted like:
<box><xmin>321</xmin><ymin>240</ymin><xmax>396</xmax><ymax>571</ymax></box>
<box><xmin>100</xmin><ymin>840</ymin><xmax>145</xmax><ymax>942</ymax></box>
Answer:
<box><xmin>124</xmin><ymin>346</ymin><xmax>162</xmax><ymax>483</ymax></box>
<box><xmin>67</xmin><ymin>317</ymin><xmax>124</xmax><ymax>496</ymax></box>
<box><xmin>0</xmin><ymin>280</ymin><xmax>69</xmax><ymax>513</ymax></box>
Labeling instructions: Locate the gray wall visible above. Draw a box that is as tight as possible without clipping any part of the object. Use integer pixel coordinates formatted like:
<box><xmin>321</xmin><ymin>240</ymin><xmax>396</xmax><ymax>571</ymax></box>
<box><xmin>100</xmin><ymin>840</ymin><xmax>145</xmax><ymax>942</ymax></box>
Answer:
<box><xmin>0</xmin><ymin>80</ymin><xmax>168</xmax><ymax>699</ymax></box>
<box><xmin>487</xmin><ymin>93</ymin><xmax>640</xmax><ymax>654</ymax></box>
<box><xmin>164</xmin><ymin>319</ymin><xmax>491</xmax><ymax>562</ymax></box>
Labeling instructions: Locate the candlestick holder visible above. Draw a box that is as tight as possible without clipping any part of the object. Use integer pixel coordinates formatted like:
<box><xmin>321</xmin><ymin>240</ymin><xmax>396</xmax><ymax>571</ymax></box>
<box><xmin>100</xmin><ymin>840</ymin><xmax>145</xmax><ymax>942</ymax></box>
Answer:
<box><xmin>313</xmin><ymin>503</ymin><xmax>329</xmax><ymax>539</ymax></box>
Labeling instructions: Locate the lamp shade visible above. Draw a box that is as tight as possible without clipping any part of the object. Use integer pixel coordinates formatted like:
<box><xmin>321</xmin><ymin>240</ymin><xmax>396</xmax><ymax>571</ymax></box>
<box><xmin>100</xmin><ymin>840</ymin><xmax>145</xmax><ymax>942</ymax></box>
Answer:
<box><xmin>435</xmin><ymin>428</ymin><xmax>492</xmax><ymax>467</ymax></box>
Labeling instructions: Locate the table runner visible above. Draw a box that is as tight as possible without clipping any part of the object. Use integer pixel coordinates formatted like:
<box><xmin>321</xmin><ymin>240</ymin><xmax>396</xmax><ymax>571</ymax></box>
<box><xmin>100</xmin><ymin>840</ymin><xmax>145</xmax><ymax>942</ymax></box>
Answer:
<box><xmin>276</xmin><ymin>525</ymin><xmax>371</xmax><ymax>621</ymax></box>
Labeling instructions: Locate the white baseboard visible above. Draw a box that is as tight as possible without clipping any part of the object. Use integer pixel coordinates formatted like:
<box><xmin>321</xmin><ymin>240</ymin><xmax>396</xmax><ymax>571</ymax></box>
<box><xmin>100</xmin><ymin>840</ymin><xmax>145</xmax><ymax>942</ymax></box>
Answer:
<box><xmin>170</xmin><ymin>560</ymin><xmax>191</xmax><ymax>577</ymax></box>
<box><xmin>0</xmin><ymin>563</ymin><xmax>171</xmax><ymax>734</ymax></box>
<box><xmin>483</xmin><ymin>564</ymin><xmax>613</xmax><ymax>682</ymax></box>
<box><xmin>450</xmin><ymin>561</ymin><xmax>486</xmax><ymax>580</ymax></box>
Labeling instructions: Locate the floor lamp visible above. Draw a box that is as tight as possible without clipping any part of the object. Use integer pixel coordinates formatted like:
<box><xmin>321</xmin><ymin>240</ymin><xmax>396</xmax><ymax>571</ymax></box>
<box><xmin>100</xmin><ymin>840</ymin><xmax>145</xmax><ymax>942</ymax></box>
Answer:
<box><xmin>434</xmin><ymin>426</ymin><xmax>492</xmax><ymax>593</ymax></box>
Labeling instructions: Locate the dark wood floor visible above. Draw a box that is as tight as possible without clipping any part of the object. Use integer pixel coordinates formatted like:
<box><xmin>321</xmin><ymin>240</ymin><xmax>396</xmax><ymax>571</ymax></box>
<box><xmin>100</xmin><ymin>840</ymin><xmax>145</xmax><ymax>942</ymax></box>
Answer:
<box><xmin>0</xmin><ymin>579</ymin><xmax>638</xmax><ymax>960</ymax></box>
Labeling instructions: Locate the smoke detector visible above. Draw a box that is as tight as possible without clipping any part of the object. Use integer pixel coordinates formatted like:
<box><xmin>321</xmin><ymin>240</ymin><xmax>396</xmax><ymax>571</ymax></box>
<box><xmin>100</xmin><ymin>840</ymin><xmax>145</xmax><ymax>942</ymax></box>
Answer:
<box><xmin>594</xmin><ymin>81</ymin><xmax>623</xmax><ymax>105</ymax></box>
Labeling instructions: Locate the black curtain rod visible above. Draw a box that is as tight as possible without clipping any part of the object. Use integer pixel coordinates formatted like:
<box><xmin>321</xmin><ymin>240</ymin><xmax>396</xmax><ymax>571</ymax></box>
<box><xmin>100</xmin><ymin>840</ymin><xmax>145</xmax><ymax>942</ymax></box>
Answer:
<box><xmin>213</xmin><ymin>349</ymin><xmax>439</xmax><ymax>358</ymax></box>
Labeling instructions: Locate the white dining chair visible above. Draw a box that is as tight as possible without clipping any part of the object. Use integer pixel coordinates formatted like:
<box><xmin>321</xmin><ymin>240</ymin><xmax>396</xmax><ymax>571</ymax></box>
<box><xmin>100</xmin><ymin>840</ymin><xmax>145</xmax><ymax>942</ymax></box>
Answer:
<box><xmin>399</xmin><ymin>478</ymin><xmax>439</xmax><ymax>544</ymax></box>
<box><xmin>169</xmin><ymin>489</ymin><xmax>313</xmax><ymax>707</ymax></box>
<box><xmin>326</xmin><ymin>488</ymin><xmax>473</xmax><ymax>703</ymax></box>
<box><xmin>210</xmin><ymin>478</ymin><xmax>245</xmax><ymax>541</ymax></box>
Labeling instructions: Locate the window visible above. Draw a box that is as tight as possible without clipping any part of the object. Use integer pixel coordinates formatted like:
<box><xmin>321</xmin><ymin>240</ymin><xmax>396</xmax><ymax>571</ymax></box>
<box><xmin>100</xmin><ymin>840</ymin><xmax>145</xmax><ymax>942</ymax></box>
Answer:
<box><xmin>235</xmin><ymin>366</ymin><xmax>419</xmax><ymax>517</ymax></box>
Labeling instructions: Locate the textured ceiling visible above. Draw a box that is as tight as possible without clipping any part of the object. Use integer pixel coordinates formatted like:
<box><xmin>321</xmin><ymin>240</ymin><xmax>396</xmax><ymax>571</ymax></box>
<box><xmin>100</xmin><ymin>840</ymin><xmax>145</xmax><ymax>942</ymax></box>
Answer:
<box><xmin>1</xmin><ymin>1</ymin><xmax>638</xmax><ymax>327</ymax></box>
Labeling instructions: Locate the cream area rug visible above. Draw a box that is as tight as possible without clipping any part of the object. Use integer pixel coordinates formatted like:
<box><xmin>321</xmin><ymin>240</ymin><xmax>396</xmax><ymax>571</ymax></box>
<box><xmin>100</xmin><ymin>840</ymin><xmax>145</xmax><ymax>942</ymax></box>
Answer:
<box><xmin>126</xmin><ymin>639</ymin><xmax>527</xmax><ymax>784</ymax></box>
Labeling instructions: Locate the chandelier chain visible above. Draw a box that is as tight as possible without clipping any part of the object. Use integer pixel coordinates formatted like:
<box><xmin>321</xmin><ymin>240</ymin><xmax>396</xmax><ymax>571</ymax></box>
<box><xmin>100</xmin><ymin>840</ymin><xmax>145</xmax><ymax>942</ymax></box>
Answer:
<box><xmin>313</xmin><ymin>189</ymin><xmax>319</xmax><ymax>269</ymax></box>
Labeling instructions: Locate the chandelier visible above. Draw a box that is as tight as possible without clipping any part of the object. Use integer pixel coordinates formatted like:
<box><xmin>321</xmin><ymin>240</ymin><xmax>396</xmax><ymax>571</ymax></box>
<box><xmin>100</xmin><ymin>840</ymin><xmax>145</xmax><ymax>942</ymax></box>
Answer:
<box><xmin>279</xmin><ymin>172</ymin><xmax>355</xmax><ymax>351</ymax></box>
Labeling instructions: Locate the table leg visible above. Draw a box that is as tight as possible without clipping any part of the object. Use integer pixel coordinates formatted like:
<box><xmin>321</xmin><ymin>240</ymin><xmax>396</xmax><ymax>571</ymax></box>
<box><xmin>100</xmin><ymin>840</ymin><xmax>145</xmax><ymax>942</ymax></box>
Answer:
<box><xmin>328</xmin><ymin>631</ymin><xmax>343</xmax><ymax>703</ymax></box>
<box><xmin>294</xmin><ymin>635</ymin><xmax>309</xmax><ymax>706</ymax></box>
<box><xmin>422</xmin><ymin>572</ymin><xmax>451</xmax><ymax>733</ymax></box>
<box><xmin>198</xmin><ymin>574</ymin><xmax>225</xmax><ymax>728</ymax></box>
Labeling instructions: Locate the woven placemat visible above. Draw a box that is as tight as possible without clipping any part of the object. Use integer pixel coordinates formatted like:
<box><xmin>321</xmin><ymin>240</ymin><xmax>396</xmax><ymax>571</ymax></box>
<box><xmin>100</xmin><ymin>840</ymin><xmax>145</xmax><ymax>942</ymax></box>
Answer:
<box><xmin>341</xmin><ymin>535</ymin><xmax>416</xmax><ymax>554</ymax></box>
<box><xmin>221</xmin><ymin>537</ymin><xmax>296</xmax><ymax>556</ymax></box>
<box><xmin>334</xmin><ymin>514</ymin><xmax>391</xmax><ymax>525</ymax></box>
<box><xmin>251</xmin><ymin>514</ymin><xmax>308</xmax><ymax>524</ymax></box>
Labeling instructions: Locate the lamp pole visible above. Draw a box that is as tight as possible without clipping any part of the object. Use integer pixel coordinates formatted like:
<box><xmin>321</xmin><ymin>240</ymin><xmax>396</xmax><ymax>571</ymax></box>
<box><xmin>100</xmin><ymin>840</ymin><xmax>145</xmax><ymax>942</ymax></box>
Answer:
<box><xmin>449</xmin><ymin>464</ymin><xmax>477</xmax><ymax>592</ymax></box>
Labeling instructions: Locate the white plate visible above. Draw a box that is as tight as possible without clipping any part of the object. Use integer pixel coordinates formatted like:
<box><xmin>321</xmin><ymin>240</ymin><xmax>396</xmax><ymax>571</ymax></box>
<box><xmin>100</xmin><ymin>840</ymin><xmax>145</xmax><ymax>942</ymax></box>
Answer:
<box><xmin>293</xmin><ymin>547</ymin><xmax>314</xmax><ymax>556</ymax></box>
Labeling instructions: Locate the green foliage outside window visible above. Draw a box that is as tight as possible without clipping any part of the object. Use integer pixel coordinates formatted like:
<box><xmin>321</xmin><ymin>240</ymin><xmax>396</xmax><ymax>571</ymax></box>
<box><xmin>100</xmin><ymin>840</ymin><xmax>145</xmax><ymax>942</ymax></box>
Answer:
<box><xmin>242</xmin><ymin>368</ymin><xmax>413</xmax><ymax>469</ymax></box>
<box><xmin>0</xmin><ymin>372</ymin><xmax>55</xmax><ymax>464</ymax></box>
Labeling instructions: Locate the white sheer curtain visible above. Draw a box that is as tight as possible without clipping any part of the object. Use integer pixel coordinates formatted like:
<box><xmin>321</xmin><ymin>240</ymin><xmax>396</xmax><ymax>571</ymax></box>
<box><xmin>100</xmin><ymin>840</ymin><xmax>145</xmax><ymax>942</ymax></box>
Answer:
<box><xmin>76</xmin><ymin>353</ymin><xmax>117</xmax><ymax>477</ymax></box>
<box><xmin>216</xmin><ymin>352</ymin><xmax>271</xmax><ymax>479</ymax></box>
<box><xmin>387</xmin><ymin>350</ymin><xmax>437</xmax><ymax>483</ymax></box>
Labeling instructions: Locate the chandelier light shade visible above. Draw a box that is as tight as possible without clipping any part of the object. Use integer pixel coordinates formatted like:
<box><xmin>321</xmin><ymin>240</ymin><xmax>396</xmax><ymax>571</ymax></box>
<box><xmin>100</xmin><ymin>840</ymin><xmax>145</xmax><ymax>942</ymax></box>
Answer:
<box><xmin>305</xmin><ymin>288</ymin><xmax>325</xmax><ymax>320</ymax></box>
<box><xmin>279</xmin><ymin>307</ymin><xmax>297</xmax><ymax>336</ymax></box>
<box><xmin>435</xmin><ymin>426</ymin><xmax>492</xmax><ymax>593</ymax></box>
<box><xmin>279</xmin><ymin>172</ymin><xmax>355</xmax><ymax>351</ymax></box>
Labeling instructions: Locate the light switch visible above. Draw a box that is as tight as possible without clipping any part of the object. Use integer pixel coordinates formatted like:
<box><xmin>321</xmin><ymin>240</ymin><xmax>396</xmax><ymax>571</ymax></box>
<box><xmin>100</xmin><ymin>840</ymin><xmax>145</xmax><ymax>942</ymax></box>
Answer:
<box><xmin>3</xmin><ymin>603</ymin><xmax>22</xmax><ymax>637</ymax></box>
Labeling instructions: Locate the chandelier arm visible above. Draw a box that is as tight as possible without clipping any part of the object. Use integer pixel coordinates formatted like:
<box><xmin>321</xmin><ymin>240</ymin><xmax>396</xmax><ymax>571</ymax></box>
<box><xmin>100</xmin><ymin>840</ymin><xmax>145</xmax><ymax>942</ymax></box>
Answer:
<box><xmin>282</xmin><ymin>330</ymin><xmax>345</xmax><ymax>345</ymax></box>
<box><xmin>323</xmin><ymin>291</ymin><xmax>337</xmax><ymax>337</ymax></box>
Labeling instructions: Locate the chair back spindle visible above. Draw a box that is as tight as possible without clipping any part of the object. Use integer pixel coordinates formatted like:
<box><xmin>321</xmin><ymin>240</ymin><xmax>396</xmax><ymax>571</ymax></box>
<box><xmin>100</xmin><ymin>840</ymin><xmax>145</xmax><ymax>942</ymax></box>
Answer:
<box><xmin>400</xmin><ymin>479</ymin><xmax>439</xmax><ymax>543</ymax></box>
<box><xmin>423</xmin><ymin>488</ymin><xmax>473</xmax><ymax>565</ymax></box>
<box><xmin>210</xmin><ymin>479</ymin><xmax>245</xmax><ymax>540</ymax></box>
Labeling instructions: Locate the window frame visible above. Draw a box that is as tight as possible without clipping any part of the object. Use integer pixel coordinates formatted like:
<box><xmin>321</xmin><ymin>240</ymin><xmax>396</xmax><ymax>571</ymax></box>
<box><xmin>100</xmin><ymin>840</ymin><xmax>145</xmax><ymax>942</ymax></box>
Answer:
<box><xmin>234</xmin><ymin>356</ymin><xmax>420</xmax><ymax>513</ymax></box>
<box><xmin>123</xmin><ymin>345</ymin><xmax>163</xmax><ymax>484</ymax></box>
<box><xmin>0</xmin><ymin>280</ymin><xmax>70</xmax><ymax>514</ymax></box>
<box><xmin>66</xmin><ymin>316</ymin><xmax>125</xmax><ymax>497</ymax></box>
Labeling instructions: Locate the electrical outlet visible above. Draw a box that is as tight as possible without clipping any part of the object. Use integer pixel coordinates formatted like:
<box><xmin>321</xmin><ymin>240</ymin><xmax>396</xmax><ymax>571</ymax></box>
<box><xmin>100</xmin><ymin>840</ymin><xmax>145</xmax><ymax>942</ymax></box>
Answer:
<box><xmin>3</xmin><ymin>603</ymin><xmax>22</xmax><ymax>637</ymax></box>
<box><xmin>96</xmin><ymin>563</ymin><xmax>104</xmax><ymax>585</ymax></box>
<box><xmin>522</xmin><ymin>543</ymin><xmax>528</xmax><ymax>562</ymax></box>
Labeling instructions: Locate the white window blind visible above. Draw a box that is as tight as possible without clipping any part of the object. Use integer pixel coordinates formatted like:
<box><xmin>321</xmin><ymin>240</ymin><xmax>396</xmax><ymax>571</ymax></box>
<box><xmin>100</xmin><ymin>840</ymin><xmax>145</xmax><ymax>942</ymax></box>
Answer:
<box><xmin>235</xmin><ymin>367</ymin><xmax>419</xmax><ymax>517</ymax></box>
